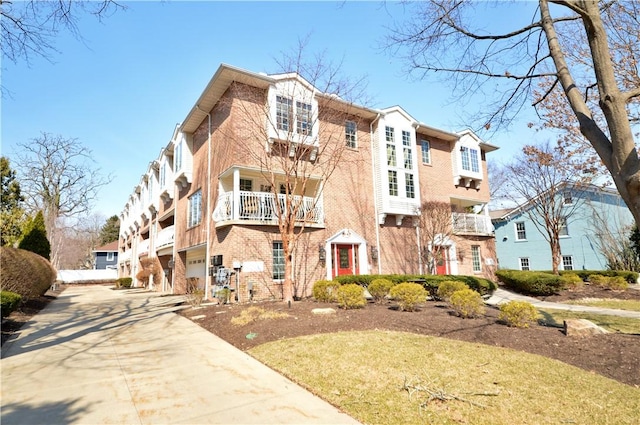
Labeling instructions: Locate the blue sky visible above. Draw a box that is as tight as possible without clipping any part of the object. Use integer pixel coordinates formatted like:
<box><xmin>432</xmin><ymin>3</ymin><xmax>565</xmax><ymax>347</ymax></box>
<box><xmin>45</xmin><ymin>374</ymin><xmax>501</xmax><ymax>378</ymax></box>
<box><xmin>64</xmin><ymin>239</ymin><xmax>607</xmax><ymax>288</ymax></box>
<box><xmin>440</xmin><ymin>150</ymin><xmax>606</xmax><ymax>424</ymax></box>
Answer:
<box><xmin>2</xmin><ymin>1</ymin><xmax>546</xmax><ymax>219</ymax></box>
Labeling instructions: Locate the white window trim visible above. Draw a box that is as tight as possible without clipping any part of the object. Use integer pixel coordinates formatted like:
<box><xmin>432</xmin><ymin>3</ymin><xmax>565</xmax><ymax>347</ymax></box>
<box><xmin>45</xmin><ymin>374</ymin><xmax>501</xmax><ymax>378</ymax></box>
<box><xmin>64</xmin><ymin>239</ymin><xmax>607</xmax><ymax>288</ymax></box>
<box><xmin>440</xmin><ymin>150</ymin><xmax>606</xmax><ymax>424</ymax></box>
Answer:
<box><xmin>106</xmin><ymin>252</ymin><xmax>114</xmax><ymax>262</ymax></box>
<box><xmin>515</xmin><ymin>221</ymin><xmax>527</xmax><ymax>241</ymax></box>
<box><xmin>421</xmin><ymin>140</ymin><xmax>431</xmax><ymax>165</ymax></box>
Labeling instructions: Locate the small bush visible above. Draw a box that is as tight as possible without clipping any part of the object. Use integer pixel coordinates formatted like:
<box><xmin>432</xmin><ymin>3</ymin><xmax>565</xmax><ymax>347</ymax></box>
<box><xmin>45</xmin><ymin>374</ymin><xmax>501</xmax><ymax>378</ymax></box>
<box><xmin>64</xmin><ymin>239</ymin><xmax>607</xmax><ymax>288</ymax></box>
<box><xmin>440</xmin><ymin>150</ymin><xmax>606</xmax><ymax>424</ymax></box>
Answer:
<box><xmin>1</xmin><ymin>291</ymin><xmax>22</xmax><ymax>318</ymax></box>
<box><xmin>496</xmin><ymin>270</ymin><xmax>566</xmax><ymax>296</ymax></box>
<box><xmin>436</xmin><ymin>280</ymin><xmax>468</xmax><ymax>302</ymax></box>
<box><xmin>215</xmin><ymin>287</ymin><xmax>231</xmax><ymax>304</ymax></box>
<box><xmin>116</xmin><ymin>277</ymin><xmax>133</xmax><ymax>288</ymax></box>
<box><xmin>389</xmin><ymin>282</ymin><xmax>428</xmax><ymax>312</ymax></box>
<box><xmin>313</xmin><ymin>280</ymin><xmax>341</xmax><ymax>303</ymax></box>
<box><xmin>589</xmin><ymin>274</ymin><xmax>628</xmax><ymax>290</ymax></box>
<box><xmin>498</xmin><ymin>301</ymin><xmax>538</xmax><ymax>328</ymax></box>
<box><xmin>336</xmin><ymin>284</ymin><xmax>366</xmax><ymax>309</ymax></box>
<box><xmin>0</xmin><ymin>247</ymin><xmax>56</xmax><ymax>300</ymax></box>
<box><xmin>562</xmin><ymin>273</ymin><xmax>584</xmax><ymax>290</ymax></box>
<box><xmin>449</xmin><ymin>288</ymin><xmax>485</xmax><ymax>318</ymax></box>
<box><xmin>368</xmin><ymin>278</ymin><xmax>395</xmax><ymax>303</ymax></box>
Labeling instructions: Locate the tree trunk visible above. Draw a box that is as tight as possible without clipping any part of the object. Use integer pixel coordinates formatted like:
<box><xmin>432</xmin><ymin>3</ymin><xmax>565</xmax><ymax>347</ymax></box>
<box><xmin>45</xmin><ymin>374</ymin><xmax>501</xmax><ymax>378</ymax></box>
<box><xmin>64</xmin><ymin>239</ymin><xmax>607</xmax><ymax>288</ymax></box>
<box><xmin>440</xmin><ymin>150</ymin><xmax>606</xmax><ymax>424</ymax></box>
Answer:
<box><xmin>282</xmin><ymin>237</ymin><xmax>294</xmax><ymax>305</ymax></box>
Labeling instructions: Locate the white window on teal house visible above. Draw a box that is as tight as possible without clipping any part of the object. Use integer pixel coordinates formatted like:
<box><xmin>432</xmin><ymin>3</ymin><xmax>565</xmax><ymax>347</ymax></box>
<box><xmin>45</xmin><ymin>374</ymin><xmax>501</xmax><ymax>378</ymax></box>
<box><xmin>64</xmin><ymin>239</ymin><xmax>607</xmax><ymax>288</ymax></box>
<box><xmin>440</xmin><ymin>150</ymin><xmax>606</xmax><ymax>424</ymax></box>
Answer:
<box><xmin>276</xmin><ymin>96</ymin><xmax>293</xmax><ymax>131</ymax></box>
<box><xmin>296</xmin><ymin>101</ymin><xmax>312</xmax><ymax>136</ymax></box>
<box><xmin>471</xmin><ymin>245</ymin><xmax>481</xmax><ymax>272</ymax></box>
<box><xmin>188</xmin><ymin>190</ymin><xmax>202</xmax><ymax>228</ymax></box>
<box><xmin>272</xmin><ymin>241</ymin><xmax>285</xmax><ymax>280</ymax></box>
<box><xmin>519</xmin><ymin>257</ymin><xmax>530</xmax><ymax>271</ymax></box>
<box><xmin>345</xmin><ymin>120</ymin><xmax>357</xmax><ymax>148</ymax></box>
<box><xmin>559</xmin><ymin>217</ymin><xmax>569</xmax><ymax>236</ymax></box>
<box><xmin>460</xmin><ymin>146</ymin><xmax>480</xmax><ymax>173</ymax></box>
<box><xmin>563</xmin><ymin>191</ymin><xmax>573</xmax><ymax>205</ymax></box>
<box><xmin>421</xmin><ymin>140</ymin><xmax>431</xmax><ymax>164</ymax></box>
<box><xmin>562</xmin><ymin>255</ymin><xmax>574</xmax><ymax>271</ymax></box>
<box><xmin>388</xmin><ymin>170</ymin><xmax>398</xmax><ymax>196</ymax></box>
<box><xmin>405</xmin><ymin>173</ymin><xmax>415</xmax><ymax>199</ymax></box>
<box><xmin>515</xmin><ymin>222</ymin><xmax>527</xmax><ymax>240</ymax></box>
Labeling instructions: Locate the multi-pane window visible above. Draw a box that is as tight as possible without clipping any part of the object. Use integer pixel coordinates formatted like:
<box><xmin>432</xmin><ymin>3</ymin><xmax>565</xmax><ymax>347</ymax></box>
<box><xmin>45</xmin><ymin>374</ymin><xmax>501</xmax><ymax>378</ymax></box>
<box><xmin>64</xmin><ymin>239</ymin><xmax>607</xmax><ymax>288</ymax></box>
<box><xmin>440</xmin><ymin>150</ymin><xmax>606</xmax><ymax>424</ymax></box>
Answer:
<box><xmin>159</xmin><ymin>162</ymin><xmax>166</xmax><ymax>188</ymax></box>
<box><xmin>471</xmin><ymin>245</ymin><xmax>481</xmax><ymax>272</ymax></box>
<box><xmin>188</xmin><ymin>190</ymin><xmax>202</xmax><ymax>227</ymax></box>
<box><xmin>272</xmin><ymin>241</ymin><xmax>285</xmax><ymax>280</ymax></box>
<box><xmin>296</xmin><ymin>101</ymin><xmax>312</xmax><ymax>136</ymax></box>
<box><xmin>388</xmin><ymin>170</ymin><xmax>398</xmax><ymax>196</ymax></box>
<box><xmin>387</xmin><ymin>143</ymin><xmax>397</xmax><ymax>166</ymax></box>
<box><xmin>519</xmin><ymin>257</ymin><xmax>530</xmax><ymax>271</ymax></box>
<box><xmin>345</xmin><ymin>121</ymin><xmax>357</xmax><ymax>148</ymax></box>
<box><xmin>403</xmin><ymin>131</ymin><xmax>413</xmax><ymax>169</ymax></box>
<box><xmin>385</xmin><ymin>126</ymin><xmax>395</xmax><ymax>143</ymax></box>
<box><xmin>421</xmin><ymin>140</ymin><xmax>431</xmax><ymax>164</ymax></box>
<box><xmin>239</xmin><ymin>178</ymin><xmax>253</xmax><ymax>192</ymax></box>
<box><xmin>562</xmin><ymin>255</ymin><xmax>574</xmax><ymax>271</ymax></box>
<box><xmin>563</xmin><ymin>191</ymin><xmax>573</xmax><ymax>205</ymax></box>
<box><xmin>405</xmin><ymin>173</ymin><xmax>415</xmax><ymax>199</ymax></box>
<box><xmin>460</xmin><ymin>146</ymin><xmax>480</xmax><ymax>173</ymax></box>
<box><xmin>559</xmin><ymin>218</ymin><xmax>569</xmax><ymax>236</ymax></box>
<box><xmin>276</xmin><ymin>96</ymin><xmax>293</xmax><ymax>131</ymax></box>
<box><xmin>174</xmin><ymin>142</ymin><xmax>183</xmax><ymax>171</ymax></box>
<box><xmin>515</xmin><ymin>222</ymin><xmax>527</xmax><ymax>240</ymax></box>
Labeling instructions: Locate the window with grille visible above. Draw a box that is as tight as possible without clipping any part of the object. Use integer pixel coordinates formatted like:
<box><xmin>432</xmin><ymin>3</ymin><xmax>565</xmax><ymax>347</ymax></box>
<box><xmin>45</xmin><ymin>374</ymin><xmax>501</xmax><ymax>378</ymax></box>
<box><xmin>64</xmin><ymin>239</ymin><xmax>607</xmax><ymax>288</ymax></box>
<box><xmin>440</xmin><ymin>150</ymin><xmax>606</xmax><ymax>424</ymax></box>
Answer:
<box><xmin>405</xmin><ymin>173</ymin><xmax>415</xmax><ymax>199</ymax></box>
<box><xmin>515</xmin><ymin>222</ymin><xmax>527</xmax><ymax>240</ymax></box>
<box><xmin>387</xmin><ymin>143</ymin><xmax>396</xmax><ymax>166</ymax></box>
<box><xmin>239</xmin><ymin>178</ymin><xmax>253</xmax><ymax>192</ymax></box>
<box><xmin>296</xmin><ymin>101</ymin><xmax>312</xmax><ymax>136</ymax></box>
<box><xmin>519</xmin><ymin>257</ymin><xmax>530</xmax><ymax>271</ymax></box>
<box><xmin>276</xmin><ymin>96</ymin><xmax>293</xmax><ymax>131</ymax></box>
<box><xmin>471</xmin><ymin>245</ymin><xmax>481</xmax><ymax>272</ymax></box>
<box><xmin>559</xmin><ymin>217</ymin><xmax>569</xmax><ymax>236</ymax></box>
<box><xmin>421</xmin><ymin>140</ymin><xmax>431</xmax><ymax>164</ymax></box>
<box><xmin>272</xmin><ymin>241</ymin><xmax>285</xmax><ymax>280</ymax></box>
<box><xmin>460</xmin><ymin>146</ymin><xmax>480</xmax><ymax>173</ymax></box>
<box><xmin>345</xmin><ymin>121</ymin><xmax>357</xmax><ymax>148</ymax></box>
<box><xmin>388</xmin><ymin>170</ymin><xmax>398</xmax><ymax>196</ymax></box>
<box><xmin>562</xmin><ymin>255</ymin><xmax>573</xmax><ymax>270</ymax></box>
<box><xmin>188</xmin><ymin>190</ymin><xmax>202</xmax><ymax>227</ymax></box>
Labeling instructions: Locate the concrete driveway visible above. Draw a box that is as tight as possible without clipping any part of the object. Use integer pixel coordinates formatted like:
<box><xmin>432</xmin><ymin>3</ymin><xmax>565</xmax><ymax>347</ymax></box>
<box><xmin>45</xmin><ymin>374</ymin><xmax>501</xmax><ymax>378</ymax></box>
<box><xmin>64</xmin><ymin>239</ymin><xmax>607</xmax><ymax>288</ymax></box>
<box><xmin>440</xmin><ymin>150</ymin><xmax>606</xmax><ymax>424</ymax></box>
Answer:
<box><xmin>1</xmin><ymin>286</ymin><xmax>360</xmax><ymax>425</ymax></box>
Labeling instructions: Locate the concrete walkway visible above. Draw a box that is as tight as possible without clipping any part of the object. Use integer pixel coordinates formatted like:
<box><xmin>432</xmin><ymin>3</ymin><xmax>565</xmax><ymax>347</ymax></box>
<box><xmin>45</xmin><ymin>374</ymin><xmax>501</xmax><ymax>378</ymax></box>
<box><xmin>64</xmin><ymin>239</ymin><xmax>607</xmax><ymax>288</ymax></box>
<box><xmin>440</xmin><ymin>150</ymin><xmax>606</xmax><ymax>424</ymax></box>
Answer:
<box><xmin>485</xmin><ymin>287</ymin><xmax>640</xmax><ymax>319</ymax></box>
<box><xmin>1</xmin><ymin>286</ymin><xmax>360</xmax><ymax>425</ymax></box>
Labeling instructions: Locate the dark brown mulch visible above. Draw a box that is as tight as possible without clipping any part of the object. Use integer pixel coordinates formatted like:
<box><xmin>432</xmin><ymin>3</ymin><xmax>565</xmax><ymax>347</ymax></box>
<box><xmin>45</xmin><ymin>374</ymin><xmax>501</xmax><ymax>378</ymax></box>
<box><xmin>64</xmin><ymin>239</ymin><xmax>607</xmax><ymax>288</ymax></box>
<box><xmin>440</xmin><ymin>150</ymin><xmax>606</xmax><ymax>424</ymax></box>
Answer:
<box><xmin>180</xmin><ymin>285</ymin><xmax>640</xmax><ymax>387</ymax></box>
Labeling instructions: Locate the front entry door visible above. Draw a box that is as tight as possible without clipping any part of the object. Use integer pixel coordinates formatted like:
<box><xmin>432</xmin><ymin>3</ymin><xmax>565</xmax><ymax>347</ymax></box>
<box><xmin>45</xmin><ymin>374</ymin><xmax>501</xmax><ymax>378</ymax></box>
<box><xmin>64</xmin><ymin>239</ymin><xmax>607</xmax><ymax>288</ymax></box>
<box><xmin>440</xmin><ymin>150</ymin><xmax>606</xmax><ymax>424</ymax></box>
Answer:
<box><xmin>333</xmin><ymin>244</ymin><xmax>359</xmax><ymax>278</ymax></box>
<box><xmin>435</xmin><ymin>248</ymin><xmax>449</xmax><ymax>275</ymax></box>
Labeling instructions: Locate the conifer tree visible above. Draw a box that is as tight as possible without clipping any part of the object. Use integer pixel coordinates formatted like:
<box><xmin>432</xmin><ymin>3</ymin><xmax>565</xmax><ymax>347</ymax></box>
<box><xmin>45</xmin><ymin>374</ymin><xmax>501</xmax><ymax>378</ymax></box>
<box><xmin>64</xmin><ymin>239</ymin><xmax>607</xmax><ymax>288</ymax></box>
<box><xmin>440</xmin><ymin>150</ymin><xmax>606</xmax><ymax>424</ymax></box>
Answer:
<box><xmin>18</xmin><ymin>211</ymin><xmax>51</xmax><ymax>261</ymax></box>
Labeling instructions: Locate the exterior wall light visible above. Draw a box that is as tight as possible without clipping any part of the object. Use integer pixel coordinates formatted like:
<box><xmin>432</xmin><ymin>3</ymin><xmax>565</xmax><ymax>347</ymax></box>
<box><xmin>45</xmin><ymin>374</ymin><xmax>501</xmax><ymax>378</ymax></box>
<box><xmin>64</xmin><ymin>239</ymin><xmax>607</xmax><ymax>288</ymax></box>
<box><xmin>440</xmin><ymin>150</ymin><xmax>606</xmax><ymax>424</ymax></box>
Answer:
<box><xmin>319</xmin><ymin>245</ymin><xmax>326</xmax><ymax>264</ymax></box>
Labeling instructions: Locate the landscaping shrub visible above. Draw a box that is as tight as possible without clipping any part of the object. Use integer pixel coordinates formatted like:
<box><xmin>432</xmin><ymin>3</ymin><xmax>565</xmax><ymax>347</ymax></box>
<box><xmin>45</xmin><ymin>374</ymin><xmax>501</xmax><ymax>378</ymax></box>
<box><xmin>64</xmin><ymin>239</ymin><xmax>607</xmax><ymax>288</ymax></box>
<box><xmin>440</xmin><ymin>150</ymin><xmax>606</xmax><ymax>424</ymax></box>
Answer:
<box><xmin>389</xmin><ymin>282</ymin><xmax>428</xmax><ymax>312</ymax></box>
<box><xmin>436</xmin><ymin>280</ymin><xmax>468</xmax><ymax>302</ymax></box>
<box><xmin>1</xmin><ymin>291</ymin><xmax>22</xmax><ymax>318</ymax></box>
<box><xmin>498</xmin><ymin>301</ymin><xmax>538</xmax><ymax>328</ymax></box>
<box><xmin>449</xmin><ymin>288</ymin><xmax>485</xmax><ymax>318</ymax></box>
<box><xmin>116</xmin><ymin>277</ymin><xmax>133</xmax><ymax>288</ymax></box>
<box><xmin>186</xmin><ymin>277</ymin><xmax>204</xmax><ymax>307</ymax></box>
<box><xmin>589</xmin><ymin>274</ymin><xmax>628</xmax><ymax>290</ymax></box>
<box><xmin>313</xmin><ymin>280</ymin><xmax>341</xmax><ymax>302</ymax></box>
<box><xmin>0</xmin><ymin>246</ymin><xmax>56</xmax><ymax>300</ymax></box>
<box><xmin>368</xmin><ymin>278</ymin><xmax>395</xmax><ymax>303</ymax></box>
<box><xmin>495</xmin><ymin>270</ymin><xmax>566</xmax><ymax>296</ymax></box>
<box><xmin>336</xmin><ymin>284</ymin><xmax>366</xmax><ymax>309</ymax></box>
<box><xmin>335</xmin><ymin>274</ymin><xmax>497</xmax><ymax>297</ymax></box>
<box><xmin>560</xmin><ymin>269</ymin><xmax>638</xmax><ymax>284</ymax></box>
<box><xmin>562</xmin><ymin>273</ymin><xmax>584</xmax><ymax>290</ymax></box>
<box><xmin>17</xmin><ymin>211</ymin><xmax>51</xmax><ymax>260</ymax></box>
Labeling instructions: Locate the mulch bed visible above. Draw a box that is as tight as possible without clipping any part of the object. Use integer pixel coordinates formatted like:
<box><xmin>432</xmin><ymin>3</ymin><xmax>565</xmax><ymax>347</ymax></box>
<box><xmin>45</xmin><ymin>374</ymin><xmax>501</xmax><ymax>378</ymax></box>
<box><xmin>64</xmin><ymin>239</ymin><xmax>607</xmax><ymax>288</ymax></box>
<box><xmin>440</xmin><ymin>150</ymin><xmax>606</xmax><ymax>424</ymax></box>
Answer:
<box><xmin>180</xmin><ymin>285</ymin><xmax>640</xmax><ymax>387</ymax></box>
<box><xmin>3</xmin><ymin>284</ymin><xmax>639</xmax><ymax>387</ymax></box>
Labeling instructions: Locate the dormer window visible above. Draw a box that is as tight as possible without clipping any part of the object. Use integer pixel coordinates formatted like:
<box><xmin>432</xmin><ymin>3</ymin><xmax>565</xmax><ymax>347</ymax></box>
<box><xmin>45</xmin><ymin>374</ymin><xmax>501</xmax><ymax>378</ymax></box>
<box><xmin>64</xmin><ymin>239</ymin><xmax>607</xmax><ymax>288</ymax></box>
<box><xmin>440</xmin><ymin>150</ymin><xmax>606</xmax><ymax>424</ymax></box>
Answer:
<box><xmin>276</xmin><ymin>95</ymin><xmax>293</xmax><ymax>131</ymax></box>
<box><xmin>296</xmin><ymin>101</ymin><xmax>312</xmax><ymax>136</ymax></box>
<box><xmin>174</xmin><ymin>142</ymin><xmax>183</xmax><ymax>171</ymax></box>
<box><xmin>461</xmin><ymin>146</ymin><xmax>480</xmax><ymax>173</ymax></box>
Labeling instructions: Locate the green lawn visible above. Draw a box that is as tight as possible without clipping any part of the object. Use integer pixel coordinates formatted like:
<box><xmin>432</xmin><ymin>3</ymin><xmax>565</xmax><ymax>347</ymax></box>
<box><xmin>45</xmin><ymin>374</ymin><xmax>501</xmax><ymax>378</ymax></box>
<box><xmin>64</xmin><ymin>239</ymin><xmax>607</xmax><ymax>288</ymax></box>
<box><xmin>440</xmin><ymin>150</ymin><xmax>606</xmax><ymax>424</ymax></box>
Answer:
<box><xmin>564</xmin><ymin>298</ymin><xmax>640</xmax><ymax>312</ymax></box>
<box><xmin>538</xmin><ymin>309</ymin><xmax>640</xmax><ymax>334</ymax></box>
<box><xmin>249</xmin><ymin>331</ymin><xmax>640</xmax><ymax>425</ymax></box>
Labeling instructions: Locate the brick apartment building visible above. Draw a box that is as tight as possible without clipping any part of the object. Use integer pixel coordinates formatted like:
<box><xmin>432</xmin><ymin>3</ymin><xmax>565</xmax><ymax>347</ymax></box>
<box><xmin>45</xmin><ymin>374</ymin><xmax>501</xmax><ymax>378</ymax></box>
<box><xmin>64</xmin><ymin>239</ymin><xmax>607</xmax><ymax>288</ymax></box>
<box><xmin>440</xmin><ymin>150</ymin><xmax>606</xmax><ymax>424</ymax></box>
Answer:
<box><xmin>118</xmin><ymin>63</ymin><xmax>499</xmax><ymax>301</ymax></box>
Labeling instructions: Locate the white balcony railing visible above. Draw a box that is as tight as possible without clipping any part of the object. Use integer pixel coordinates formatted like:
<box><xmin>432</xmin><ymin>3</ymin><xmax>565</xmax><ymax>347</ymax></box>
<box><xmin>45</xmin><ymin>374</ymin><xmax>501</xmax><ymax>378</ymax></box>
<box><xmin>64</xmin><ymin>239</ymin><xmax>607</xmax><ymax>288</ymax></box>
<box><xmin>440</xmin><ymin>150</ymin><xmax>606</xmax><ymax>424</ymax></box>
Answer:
<box><xmin>452</xmin><ymin>213</ymin><xmax>493</xmax><ymax>235</ymax></box>
<box><xmin>156</xmin><ymin>225</ymin><xmax>175</xmax><ymax>250</ymax></box>
<box><xmin>213</xmin><ymin>191</ymin><xmax>323</xmax><ymax>226</ymax></box>
<box><xmin>119</xmin><ymin>250</ymin><xmax>132</xmax><ymax>264</ymax></box>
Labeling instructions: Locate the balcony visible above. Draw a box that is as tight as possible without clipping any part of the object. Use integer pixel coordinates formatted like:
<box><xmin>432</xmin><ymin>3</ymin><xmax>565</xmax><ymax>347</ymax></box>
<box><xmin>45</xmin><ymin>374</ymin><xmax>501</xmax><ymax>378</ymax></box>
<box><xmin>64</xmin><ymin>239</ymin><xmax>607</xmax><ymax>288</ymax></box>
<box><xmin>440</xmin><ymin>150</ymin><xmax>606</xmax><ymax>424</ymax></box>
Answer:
<box><xmin>137</xmin><ymin>239</ymin><xmax>150</xmax><ymax>257</ymax></box>
<box><xmin>119</xmin><ymin>250</ymin><xmax>132</xmax><ymax>264</ymax></box>
<box><xmin>213</xmin><ymin>191</ymin><xmax>324</xmax><ymax>228</ymax></box>
<box><xmin>452</xmin><ymin>213</ymin><xmax>493</xmax><ymax>236</ymax></box>
<box><xmin>156</xmin><ymin>225</ymin><xmax>175</xmax><ymax>251</ymax></box>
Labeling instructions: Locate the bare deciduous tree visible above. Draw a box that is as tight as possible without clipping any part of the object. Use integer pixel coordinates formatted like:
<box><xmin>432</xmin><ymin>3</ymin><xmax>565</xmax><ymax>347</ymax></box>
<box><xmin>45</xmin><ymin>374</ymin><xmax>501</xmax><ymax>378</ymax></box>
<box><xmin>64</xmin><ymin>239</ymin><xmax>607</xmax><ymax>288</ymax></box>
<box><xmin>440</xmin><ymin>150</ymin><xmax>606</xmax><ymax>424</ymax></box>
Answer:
<box><xmin>216</xmin><ymin>46</ymin><xmax>369</xmax><ymax>303</ymax></box>
<box><xmin>386</xmin><ymin>0</ymin><xmax>640</xmax><ymax>227</ymax></box>
<box><xmin>1</xmin><ymin>0</ymin><xmax>125</xmax><ymax>65</ymax></box>
<box><xmin>503</xmin><ymin>141</ymin><xmax>593</xmax><ymax>273</ymax></box>
<box><xmin>417</xmin><ymin>201</ymin><xmax>456</xmax><ymax>274</ymax></box>
<box><xmin>14</xmin><ymin>133</ymin><xmax>111</xmax><ymax>269</ymax></box>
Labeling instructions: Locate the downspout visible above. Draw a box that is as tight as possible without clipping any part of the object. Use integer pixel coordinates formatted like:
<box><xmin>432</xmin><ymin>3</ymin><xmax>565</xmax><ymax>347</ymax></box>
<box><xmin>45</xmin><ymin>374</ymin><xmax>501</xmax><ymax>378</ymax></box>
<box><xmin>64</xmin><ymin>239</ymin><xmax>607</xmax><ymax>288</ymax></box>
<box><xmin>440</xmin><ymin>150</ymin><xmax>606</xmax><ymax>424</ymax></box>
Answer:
<box><xmin>370</xmin><ymin>113</ymin><xmax>382</xmax><ymax>274</ymax></box>
<box><xmin>415</xmin><ymin>124</ymin><xmax>422</xmax><ymax>274</ymax></box>
<box><xmin>197</xmin><ymin>104</ymin><xmax>212</xmax><ymax>300</ymax></box>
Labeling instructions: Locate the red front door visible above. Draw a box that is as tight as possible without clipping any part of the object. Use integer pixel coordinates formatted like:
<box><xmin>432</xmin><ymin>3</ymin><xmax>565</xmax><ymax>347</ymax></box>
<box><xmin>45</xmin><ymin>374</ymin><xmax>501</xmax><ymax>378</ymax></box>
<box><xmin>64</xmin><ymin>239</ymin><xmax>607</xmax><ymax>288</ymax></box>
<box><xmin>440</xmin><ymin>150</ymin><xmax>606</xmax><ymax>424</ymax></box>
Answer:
<box><xmin>333</xmin><ymin>244</ymin><xmax>359</xmax><ymax>278</ymax></box>
<box><xmin>435</xmin><ymin>248</ymin><xmax>448</xmax><ymax>275</ymax></box>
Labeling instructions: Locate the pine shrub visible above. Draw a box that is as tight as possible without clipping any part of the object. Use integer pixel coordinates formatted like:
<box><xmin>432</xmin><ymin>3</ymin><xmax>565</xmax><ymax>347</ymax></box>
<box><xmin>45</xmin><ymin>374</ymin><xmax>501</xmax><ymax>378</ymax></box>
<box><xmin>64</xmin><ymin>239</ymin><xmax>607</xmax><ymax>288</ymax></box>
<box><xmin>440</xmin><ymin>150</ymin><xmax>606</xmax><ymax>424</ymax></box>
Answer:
<box><xmin>498</xmin><ymin>301</ymin><xmax>538</xmax><ymax>328</ymax></box>
<box><xmin>368</xmin><ymin>278</ymin><xmax>394</xmax><ymax>303</ymax></box>
<box><xmin>116</xmin><ymin>277</ymin><xmax>133</xmax><ymax>288</ymax></box>
<box><xmin>436</xmin><ymin>280</ymin><xmax>468</xmax><ymax>302</ymax></box>
<box><xmin>336</xmin><ymin>284</ymin><xmax>366</xmax><ymax>309</ymax></box>
<box><xmin>18</xmin><ymin>211</ymin><xmax>51</xmax><ymax>260</ymax></box>
<box><xmin>449</xmin><ymin>288</ymin><xmax>485</xmax><ymax>318</ymax></box>
<box><xmin>0</xmin><ymin>246</ymin><xmax>56</xmax><ymax>300</ymax></box>
<box><xmin>562</xmin><ymin>273</ymin><xmax>584</xmax><ymax>290</ymax></box>
<box><xmin>1</xmin><ymin>291</ymin><xmax>22</xmax><ymax>318</ymax></box>
<box><xmin>389</xmin><ymin>282</ymin><xmax>428</xmax><ymax>312</ymax></box>
<box><xmin>313</xmin><ymin>280</ymin><xmax>340</xmax><ymax>302</ymax></box>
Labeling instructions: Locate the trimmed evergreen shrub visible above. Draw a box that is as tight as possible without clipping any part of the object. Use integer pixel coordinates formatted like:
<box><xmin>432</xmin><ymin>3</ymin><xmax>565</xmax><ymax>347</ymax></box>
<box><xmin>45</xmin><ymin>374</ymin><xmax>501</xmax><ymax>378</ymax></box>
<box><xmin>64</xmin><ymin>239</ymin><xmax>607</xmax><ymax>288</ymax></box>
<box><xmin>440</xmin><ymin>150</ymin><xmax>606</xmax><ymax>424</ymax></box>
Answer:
<box><xmin>116</xmin><ymin>277</ymin><xmax>133</xmax><ymax>288</ymax></box>
<box><xmin>449</xmin><ymin>288</ymin><xmax>485</xmax><ymax>318</ymax></box>
<box><xmin>495</xmin><ymin>270</ymin><xmax>567</xmax><ymax>296</ymax></box>
<box><xmin>368</xmin><ymin>278</ymin><xmax>395</xmax><ymax>303</ymax></box>
<box><xmin>334</xmin><ymin>274</ymin><xmax>497</xmax><ymax>296</ymax></box>
<box><xmin>18</xmin><ymin>211</ymin><xmax>51</xmax><ymax>260</ymax></box>
<box><xmin>436</xmin><ymin>280</ymin><xmax>468</xmax><ymax>302</ymax></box>
<box><xmin>0</xmin><ymin>246</ymin><xmax>56</xmax><ymax>300</ymax></box>
<box><xmin>389</xmin><ymin>282</ymin><xmax>428</xmax><ymax>312</ymax></box>
<box><xmin>589</xmin><ymin>274</ymin><xmax>628</xmax><ymax>290</ymax></box>
<box><xmin>562</xmin><ymin>273</ymin><xmax>584</xmax><ymax>290</ymax></box>
<box><xmin>1</xmin><ymin>291</ymin><xmax>22</xmax><ymax>318</ymax></box>
<box><xmin>498</xmin><ymin>301</ymin><xmax>538</xmax><ymax>328</ymax></box>
<box><xmin>559</xmin><ymin>269</ymin><xmax>638</xmax><ymax>284</ymax></box>
<box><xmin>336</xmin><ymin>284</ymin><xmax>367</xmax><ymax>309</ymax></box>
<box><xmin>313</xmin><ymin>280</ymin><xmax>341</xmax><ymax>302</ymax></box>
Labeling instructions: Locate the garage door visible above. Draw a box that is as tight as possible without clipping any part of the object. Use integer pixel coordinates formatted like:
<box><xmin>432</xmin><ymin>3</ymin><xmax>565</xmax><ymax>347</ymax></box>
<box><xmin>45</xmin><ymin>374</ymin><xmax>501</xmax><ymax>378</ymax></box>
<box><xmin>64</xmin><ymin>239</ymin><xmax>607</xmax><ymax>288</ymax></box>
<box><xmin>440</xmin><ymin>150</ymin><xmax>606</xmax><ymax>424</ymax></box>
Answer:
<box><xmin>185</xmin><ymin>249</ymin><xmax>206</xmax><ymax>288</ymax></box>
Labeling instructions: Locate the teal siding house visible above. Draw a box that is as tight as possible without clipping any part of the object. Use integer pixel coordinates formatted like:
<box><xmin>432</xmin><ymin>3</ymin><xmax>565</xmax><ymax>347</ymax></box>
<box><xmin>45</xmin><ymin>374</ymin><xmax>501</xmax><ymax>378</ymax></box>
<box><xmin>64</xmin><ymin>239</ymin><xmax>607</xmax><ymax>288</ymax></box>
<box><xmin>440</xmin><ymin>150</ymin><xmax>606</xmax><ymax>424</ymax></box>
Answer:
<box><xmin>491</xmin><ymin>186</ymin><xmax>634</xmax><ymax>271</ymax></box>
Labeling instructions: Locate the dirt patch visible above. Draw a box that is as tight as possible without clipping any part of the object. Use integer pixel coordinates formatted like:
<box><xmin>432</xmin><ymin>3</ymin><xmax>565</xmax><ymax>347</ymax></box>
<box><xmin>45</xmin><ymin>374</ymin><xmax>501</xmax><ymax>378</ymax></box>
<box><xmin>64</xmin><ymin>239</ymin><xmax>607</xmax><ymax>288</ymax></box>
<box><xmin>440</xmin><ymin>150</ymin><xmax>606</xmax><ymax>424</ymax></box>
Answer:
<box><xmin>180</xmin><ymin>286</ymin><xmax>640</xmax><ymax>387</ymax></box>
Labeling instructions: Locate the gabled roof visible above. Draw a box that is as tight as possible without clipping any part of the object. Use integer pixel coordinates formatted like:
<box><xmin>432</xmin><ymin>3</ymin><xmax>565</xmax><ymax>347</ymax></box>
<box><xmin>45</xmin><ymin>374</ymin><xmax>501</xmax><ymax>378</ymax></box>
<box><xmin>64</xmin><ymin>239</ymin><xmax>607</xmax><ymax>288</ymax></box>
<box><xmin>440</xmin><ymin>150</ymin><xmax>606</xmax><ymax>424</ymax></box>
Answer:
<box><xmin>93</xmin><ymin>241</ymin><xmax>119</xmax><ymax>252</ymax></box>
